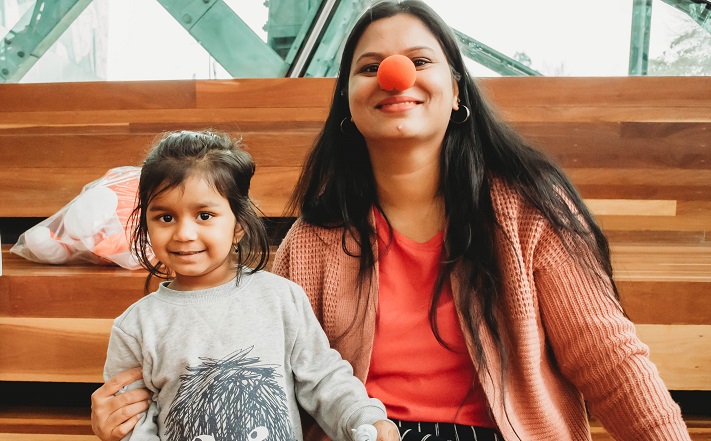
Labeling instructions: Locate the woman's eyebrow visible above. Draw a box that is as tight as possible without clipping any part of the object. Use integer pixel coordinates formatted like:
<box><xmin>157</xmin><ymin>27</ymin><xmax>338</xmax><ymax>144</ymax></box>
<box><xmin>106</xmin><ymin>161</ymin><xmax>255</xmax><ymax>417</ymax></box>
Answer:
<box><xmin>354</xmin><ymin>46</ymin><xmax>435</xmax><ymax>63</ymax></box>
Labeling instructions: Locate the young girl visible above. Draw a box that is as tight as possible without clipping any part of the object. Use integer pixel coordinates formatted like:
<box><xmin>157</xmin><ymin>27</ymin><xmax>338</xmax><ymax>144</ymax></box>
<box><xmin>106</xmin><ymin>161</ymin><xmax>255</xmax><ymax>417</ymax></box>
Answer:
<box><xmin>103</xmin><ymin>130</ymin><xmax>397</xmax><ymax>441</ymax></box>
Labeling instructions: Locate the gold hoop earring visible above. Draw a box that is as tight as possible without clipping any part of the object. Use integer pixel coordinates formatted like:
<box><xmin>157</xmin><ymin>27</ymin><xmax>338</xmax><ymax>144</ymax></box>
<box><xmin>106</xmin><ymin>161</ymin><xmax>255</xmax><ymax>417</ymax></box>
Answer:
<box><xmin>450</xmin><ymin>105</ymin><xmax>470</xmax><ymax>124</ymax></box>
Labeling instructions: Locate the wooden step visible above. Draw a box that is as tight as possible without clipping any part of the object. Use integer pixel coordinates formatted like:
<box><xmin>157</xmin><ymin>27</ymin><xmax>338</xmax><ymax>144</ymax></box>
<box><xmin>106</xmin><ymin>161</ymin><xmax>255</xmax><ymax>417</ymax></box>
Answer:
<box><xmin>0</xmin><ymin>406</ymin><xmax>708</xmax><ymax>440</ymax></box>
<box><xmin>0</xmin><ymin>406</ymin><xmax>94</xmax><ymax>438</ymax></box>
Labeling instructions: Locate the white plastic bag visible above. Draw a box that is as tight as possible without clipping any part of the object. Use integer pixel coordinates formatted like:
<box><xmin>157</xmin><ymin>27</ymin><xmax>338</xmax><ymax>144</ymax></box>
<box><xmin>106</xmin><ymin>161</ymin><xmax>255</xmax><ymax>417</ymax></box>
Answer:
<box><xmin>11</xmin><ymin>166</ymin><xmax>145</xmax><ymax>270</ymax></box>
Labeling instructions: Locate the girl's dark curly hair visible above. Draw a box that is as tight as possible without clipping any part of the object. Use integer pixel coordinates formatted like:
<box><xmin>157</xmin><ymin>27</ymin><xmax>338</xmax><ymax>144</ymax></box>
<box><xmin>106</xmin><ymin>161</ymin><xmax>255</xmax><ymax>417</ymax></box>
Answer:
<box><xmin>131</xmin><ymin>130</ymin><xmax>269</xmax><ymax>292</ymax></box>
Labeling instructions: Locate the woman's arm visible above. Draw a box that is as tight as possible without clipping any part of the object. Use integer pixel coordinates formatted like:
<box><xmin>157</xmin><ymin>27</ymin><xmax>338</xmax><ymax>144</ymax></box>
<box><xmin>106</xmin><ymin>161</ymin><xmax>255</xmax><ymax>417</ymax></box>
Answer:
<box><xmin>534</xmin><ymin>225</ymin><xmax>689</xmax><ymax>440</ymax></box>
<box><xmin>91</xmin><ymin>367</ymin><xmax>152</xmax><ymax>441</ymax></box>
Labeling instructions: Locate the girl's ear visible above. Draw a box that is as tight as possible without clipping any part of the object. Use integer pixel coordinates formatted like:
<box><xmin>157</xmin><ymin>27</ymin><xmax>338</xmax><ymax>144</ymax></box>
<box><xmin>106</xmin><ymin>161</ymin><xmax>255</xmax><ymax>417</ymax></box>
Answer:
<box><xmin>233</xmin><ymin>223</ymin><xmax>245</xmax><ymax>243</ymax></box>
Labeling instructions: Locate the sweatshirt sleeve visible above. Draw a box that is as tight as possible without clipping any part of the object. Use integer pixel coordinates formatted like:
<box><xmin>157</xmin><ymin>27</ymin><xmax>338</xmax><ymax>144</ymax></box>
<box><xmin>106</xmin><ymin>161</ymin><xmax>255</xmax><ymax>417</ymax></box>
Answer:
<box><xmin>288</xmin><ymin>285</ymin><xmax>386</xmax><ymax>441</ymax></box>
<box><xmin>533</xmin><ymin>225</ymin><xmax>690</xmax><ymax>441</ymax></box>
<box><xmin>104</xmin><ymin>324</ymin><xmax>160</xmax><ymax>441</ymax></box>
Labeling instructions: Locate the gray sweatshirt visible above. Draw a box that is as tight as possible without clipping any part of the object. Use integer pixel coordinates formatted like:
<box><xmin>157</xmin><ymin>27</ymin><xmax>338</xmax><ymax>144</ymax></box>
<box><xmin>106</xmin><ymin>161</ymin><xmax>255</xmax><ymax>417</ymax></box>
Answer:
<box><xmin>104</xmin><ymin>271</ymin><xmax>386</xmax><ymax>441</ymax></box>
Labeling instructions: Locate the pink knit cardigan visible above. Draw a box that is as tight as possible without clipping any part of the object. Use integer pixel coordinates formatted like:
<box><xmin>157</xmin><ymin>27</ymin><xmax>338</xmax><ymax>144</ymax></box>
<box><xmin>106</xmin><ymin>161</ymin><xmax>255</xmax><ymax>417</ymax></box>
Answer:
<box><xmin>272</xmin><ymin>179</ymin><xmax>689</xmax><ymax>441</ymax></box>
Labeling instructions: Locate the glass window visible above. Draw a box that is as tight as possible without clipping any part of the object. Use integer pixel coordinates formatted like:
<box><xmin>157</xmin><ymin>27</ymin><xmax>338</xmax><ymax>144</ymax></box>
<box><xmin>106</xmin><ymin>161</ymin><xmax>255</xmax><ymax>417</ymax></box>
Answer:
<box><xmin>0</xmin><ymin>0</ymin><xmax>708</xmax><ymax>83</ymax></box>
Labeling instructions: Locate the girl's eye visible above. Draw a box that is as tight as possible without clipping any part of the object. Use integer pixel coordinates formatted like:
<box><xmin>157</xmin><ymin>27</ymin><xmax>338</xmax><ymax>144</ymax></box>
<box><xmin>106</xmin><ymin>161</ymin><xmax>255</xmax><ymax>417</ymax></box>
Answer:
<box><xmin>198</xmin><ymin>212</ymin><xmax>213</xmax><ymax>221</ymax></box>
<box><xmin>157</xmin><ymin>214</ymin><xmax>173</xmax><ymax>223</ymax></box>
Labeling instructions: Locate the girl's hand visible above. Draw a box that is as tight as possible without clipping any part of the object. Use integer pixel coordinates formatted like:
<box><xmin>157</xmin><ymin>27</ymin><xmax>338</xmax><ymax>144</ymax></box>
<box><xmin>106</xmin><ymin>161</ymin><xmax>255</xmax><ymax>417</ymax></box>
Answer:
<box><xmin>373</xmin><ymin>420</ymin><xmax>400</xmax><ymax>441</ymax></box>
<box><xmin>90</xmin><ymin>367</ymin><xmax>152</xmax><ymax>441</ymax></box>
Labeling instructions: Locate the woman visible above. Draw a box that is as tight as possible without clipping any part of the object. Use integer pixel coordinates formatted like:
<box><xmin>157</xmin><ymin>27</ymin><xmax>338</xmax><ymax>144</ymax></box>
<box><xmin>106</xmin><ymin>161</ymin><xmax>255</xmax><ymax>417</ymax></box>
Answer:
<box><xmin>92</xmin><ymin>2</ymin><xmax>689</xmax><ymax>440</ymax></box>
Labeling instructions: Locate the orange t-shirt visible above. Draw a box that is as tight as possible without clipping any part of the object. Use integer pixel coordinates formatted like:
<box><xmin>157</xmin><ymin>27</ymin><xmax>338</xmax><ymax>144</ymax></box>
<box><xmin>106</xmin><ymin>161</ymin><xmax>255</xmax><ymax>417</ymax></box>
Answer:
<box><xmin>366</xmin><ymin>208</ymin><xmax>495</xmax><ymax>427</ymax></box>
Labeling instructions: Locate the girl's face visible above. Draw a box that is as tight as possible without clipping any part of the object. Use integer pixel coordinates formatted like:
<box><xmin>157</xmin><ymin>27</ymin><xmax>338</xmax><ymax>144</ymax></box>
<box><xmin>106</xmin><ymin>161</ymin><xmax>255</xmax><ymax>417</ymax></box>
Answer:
<box><xmin>348</xmin><ymin>14</ymin><xmax>459</xmax><ymax>146</ymax></box>
<box><xmin>146</xmin><ymin>175</ymin><xmax>244</xmax><ymax>291</ymax></box>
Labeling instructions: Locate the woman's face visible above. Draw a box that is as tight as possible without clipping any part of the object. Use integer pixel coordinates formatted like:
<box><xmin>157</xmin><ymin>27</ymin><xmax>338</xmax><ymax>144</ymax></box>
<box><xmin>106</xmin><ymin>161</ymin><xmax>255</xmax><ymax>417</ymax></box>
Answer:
<box><xmin>348</xmin><ymin>14</ymin><xmax>459</xmax><ymax>146</ymax></box>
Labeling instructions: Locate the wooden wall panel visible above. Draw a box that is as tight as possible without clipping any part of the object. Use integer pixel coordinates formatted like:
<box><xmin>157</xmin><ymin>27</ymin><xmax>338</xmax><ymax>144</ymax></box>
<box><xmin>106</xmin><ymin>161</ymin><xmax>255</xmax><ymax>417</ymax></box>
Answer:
<box><xmin>0</xmin><ymin>77</ymin><xmax>709</xmax><ymax>393</ymax></box>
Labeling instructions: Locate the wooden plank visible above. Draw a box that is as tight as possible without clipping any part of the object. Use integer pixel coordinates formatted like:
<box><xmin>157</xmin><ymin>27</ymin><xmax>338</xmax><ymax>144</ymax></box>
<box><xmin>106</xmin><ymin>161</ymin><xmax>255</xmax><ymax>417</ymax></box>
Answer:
<box><xmin>0</xmin><ymin>81</ymin><xmax>197</xmax><ymax>112</ymax></box>
<box><xmin>0</xmin><ymin>166</ymin><xmax>302</xmax><ymax>217</ymax></box>
<box><xmin>0</xmin><ymin>107</ymin><xmax>329</xmax><ymax>129</ymax></box>
<box><xmin>250</xmin><ymin>167</ymin><xmax>302</xmax><ymax>216</ymax></box>
<box><xmin>580</xmin><ymin>184</ymin><xmax>711</xmax><ymax>201</ymax></box>
<box><xmin>0</xmin><ymin>407</ymin><xmax>92</xmax><ymax>435</ymax></box>
<box><xmin>2</xmin><ymin>77</ymin><xmax>710</xmax><ymax>115</ymax></box>
<box><xmin>497</xmin><ymin>105</ymin><xmax>711</xmax><ymax>123</ymax></box>
<box><xmin>589</xmin><ymin>417</ymin><xmax>711</xmax><ymax>441</ymax></box>
<box><xmin>606</xmin><ymin>230</ymin><xmax>709</xmax><ymax>246</ymax></box>
<box><xmin>570</xmin><ymin>168</ymin><xmax>711</xmax><ymax>188</ymax></box>
<box><xmin>518</xmin><ymin>121</ymin><xmax>711</xmax><ymax>169</ymax></box>
<box><xmin>598</xmin><ymin>201</ymin><xmax>711</xmax><ymax>232</ymax></box>
<box><xmin>612</xmin><ymin>245</ymin><xmax>711</xmax><ymax>282</ymax></box>
<box><xmin>0</xmin><ymin>318</ymin><xmax>112</xmax><ymax>382</ymax></box>
<box><xmin>0</xmin><ymin>271</ymin><xmax>147</xmax><ymax>319</ymax></box>
<box><xmin>597</xmin><ymin>216</ymin><xmax>711</xmax><ymax>233</ymax></box>
<box><xmin>3</xmin><ymin>254</ymin><xmax>707</xmax><ymax>325</ymax></box>
<box><xmin>195</xmin><ymin>78</ymin><xmax>334</xmax><ymax>109</ymax></box>
<box><xmin>2</xmin><ymin>122</ymin><xmax>709</xmax><ymax>170</ymax></box>
<box><xmin>0</xmin><ymin>318</ymin><xmax>707</xmax><ymax>388</ymax></box>
<box><xmin>637</xmin><ymin>324</ymin><xmax>711</xmax><ymax>391</ymax></box>
<box><xmin>4</xmin><ymin>167</ymin><xmax>710</xmax><ymax>219</ymax></box>
<box><xmin>618</xmin><ymin>281</ymin><xmax>711</xmax><ymax>325</ymax></box>
<box><xmin>478</xmin><ymin>76</ymin><xmax>711</xmax><ymax>108</ymax></box>
<box><xmin>0</xmin><ymin>132</ymin><xmax>316</xmax><ymax>169</ymax></box>
<box><xmin>0</xmin><ymin>435</ymin><xmax>98</xmax><ymax>441</ymax></box>
<box><xmin>0</xmin><ymin>134</ymin><xmax>155</xmax><ymax>167</ymax></box>
<box><xmin>3</xmin><ymin>408</ymin><xmax>703</xmax><ymax>440</ymax></box>
<box><xmin>0</xmin><ymin>168</ymin><xmax>122</xmax><ymax>217</ymax></box>
<box><xmin>0</xmin><ymin>245</ymin><xmax>276</xmax><ymax>319</ymax></box>
<box><xmin>585</xmin><ymin>199</ymin><xmax>677</xmax><ymax>217</ymax></box>
<box><xmin>1</xmin><ymin>104</ymin><xmax>706</xmax><ymax>130</ymax></box>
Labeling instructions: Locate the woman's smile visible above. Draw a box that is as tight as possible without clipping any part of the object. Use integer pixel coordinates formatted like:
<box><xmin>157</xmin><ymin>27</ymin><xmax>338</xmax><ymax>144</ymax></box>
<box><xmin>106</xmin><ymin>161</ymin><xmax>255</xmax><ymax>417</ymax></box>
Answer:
<box><xmin>375</xmin><ymin>95</ymin><xmax>422</xmax><ymax>112</ymax></box>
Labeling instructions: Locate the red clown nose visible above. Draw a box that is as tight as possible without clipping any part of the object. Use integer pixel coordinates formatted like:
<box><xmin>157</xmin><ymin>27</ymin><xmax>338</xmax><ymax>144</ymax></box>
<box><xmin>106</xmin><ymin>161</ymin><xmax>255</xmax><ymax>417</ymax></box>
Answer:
<box><xmin>377</xmin><ymin>54</ymin><xmax>416</xmax><ymax>91</ymax></box>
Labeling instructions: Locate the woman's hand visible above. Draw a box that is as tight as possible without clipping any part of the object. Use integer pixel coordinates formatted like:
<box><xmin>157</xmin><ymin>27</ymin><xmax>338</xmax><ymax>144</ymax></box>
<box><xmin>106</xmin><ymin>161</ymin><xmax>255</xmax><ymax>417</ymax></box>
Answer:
<box><xmin>90</xmin><ymin>367</ymin><xmax>152</xmax><ymax>441</ymax></box>
<box><xmin>373</xmin><ymin>419</ymin><xmax>400</xmax><ymax>441</ymax></box>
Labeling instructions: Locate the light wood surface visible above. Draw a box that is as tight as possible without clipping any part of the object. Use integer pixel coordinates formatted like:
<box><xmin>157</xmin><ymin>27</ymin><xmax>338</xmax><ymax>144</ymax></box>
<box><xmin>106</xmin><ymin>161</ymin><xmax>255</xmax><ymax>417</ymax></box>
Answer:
<box><xmin>0</xmin><ymin>77</ymin><xmax>709</xmax><ymax>437</ymax></box>
<box><xmin>2</xmin><ymin>77</ymin><xmax>710</xmax><ymax>218</ymax></box>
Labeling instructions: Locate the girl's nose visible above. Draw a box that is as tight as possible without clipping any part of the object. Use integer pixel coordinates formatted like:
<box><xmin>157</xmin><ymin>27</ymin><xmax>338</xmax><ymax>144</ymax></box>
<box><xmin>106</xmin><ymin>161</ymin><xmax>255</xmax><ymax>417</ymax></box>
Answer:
<box><xmin>377</xmin><ymin>54</ymin><xmax>416</xmax><ymax>91</ymax></box>
<box><xmin>174</xmin><ymin>220</ymin><xmax>198</xmax><ymax>241</ymax></box>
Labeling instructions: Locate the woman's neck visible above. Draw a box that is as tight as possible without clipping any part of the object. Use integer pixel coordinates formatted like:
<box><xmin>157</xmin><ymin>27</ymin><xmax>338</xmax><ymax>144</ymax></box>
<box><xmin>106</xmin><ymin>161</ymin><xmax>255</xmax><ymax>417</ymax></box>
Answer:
<box><xmin>368</xmin><ymin>139</ymin><xmax>445</xmax><ymax>243</ymax></box>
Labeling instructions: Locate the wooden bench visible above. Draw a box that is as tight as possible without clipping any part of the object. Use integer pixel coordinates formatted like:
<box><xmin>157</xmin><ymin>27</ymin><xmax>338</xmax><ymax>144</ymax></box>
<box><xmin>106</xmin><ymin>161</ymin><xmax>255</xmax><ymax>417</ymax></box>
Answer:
<box><xmin>1</xmin><ymin>77</ymin><xmax>710</xmax><ymax>439</ymax></box>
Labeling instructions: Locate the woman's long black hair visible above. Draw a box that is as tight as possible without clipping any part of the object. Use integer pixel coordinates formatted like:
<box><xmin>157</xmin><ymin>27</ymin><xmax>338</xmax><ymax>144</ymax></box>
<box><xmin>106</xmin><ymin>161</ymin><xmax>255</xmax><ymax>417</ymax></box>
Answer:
<box><xmin>288</xmin><ymin>0</ymin><xmax>619</xmax><ymax>419</ymax></box>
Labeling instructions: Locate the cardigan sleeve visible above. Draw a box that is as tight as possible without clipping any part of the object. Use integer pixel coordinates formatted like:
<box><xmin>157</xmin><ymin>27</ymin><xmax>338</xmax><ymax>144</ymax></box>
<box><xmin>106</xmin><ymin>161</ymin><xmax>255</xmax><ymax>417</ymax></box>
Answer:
<box><xmin>272</xmin><ymin>227</ymin><xmax>292</xmax><ymax>280</ymax></box>
<box><xmin>533</xmin><ymin>225</ymin><xmax>689</xmax><ymax>441</ymax></box>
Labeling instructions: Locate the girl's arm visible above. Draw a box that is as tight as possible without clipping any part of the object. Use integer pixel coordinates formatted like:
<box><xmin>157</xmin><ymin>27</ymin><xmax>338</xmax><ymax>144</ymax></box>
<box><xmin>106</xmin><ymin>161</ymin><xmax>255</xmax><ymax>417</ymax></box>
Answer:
<box><xmin>288</xmin><ymin>286</ymin><xmax>392</xmax><ymax>441</ymax></box>
<box><xmin>95</xmin><ymin>326</ymin><xmax>158</xmax><ymax>441</ymax></box>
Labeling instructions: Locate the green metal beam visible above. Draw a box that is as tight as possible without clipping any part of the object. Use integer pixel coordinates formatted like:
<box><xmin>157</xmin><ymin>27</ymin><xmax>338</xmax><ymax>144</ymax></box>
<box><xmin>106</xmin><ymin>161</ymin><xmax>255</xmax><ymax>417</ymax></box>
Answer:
<box><xmin>264</xmin><ymin>0</ymin><xmax>321</xmax><ymax>60</ymax></box>
<box><xmin>299</xmin><ymin>0</ymin><xmax>359</xmax><ymax>78</ymax></box>
<box><xmin>0</xmin><ymin>0</ymin><xmax>93</xmax><ymax>83</ymax></box>
<box><xmin>303</xmin><ymin>4</ymin><xmax>544</xmax><ymax>78</ymax></box>
<box><xmin>629</xmin><ymin>0</ymin><xmax>653</xmax><ymax>75</ymax></box>
<box><xmin>155</xmin><ymin>0</ymin><xmax>288</xmax><ymax>78</ymax></box>
<box><xmin>453</xmin><ymin>29</ymin><xmax>541</xmax><ymax>77</ymax></box>
<box><xmin>662</xmin><ymin>0</ymin><xmax>711</xmax><ymax>33</ymax></box>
